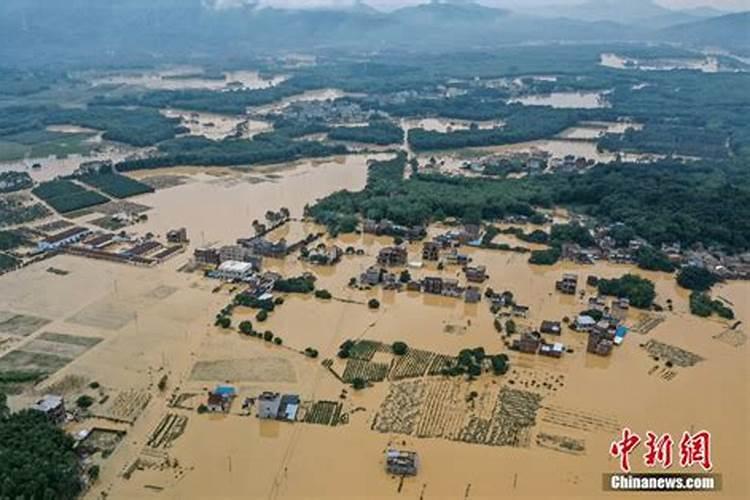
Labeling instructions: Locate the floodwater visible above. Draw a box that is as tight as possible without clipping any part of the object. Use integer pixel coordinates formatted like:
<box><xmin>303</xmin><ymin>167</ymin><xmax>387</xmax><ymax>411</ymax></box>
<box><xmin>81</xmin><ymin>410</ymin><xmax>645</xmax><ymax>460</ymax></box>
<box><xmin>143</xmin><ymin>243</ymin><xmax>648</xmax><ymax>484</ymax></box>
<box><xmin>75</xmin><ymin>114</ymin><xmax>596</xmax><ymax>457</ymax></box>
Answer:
<box><xmin>90</xmin><ymin>67</ymin><xmax>287</xmax><ymax>91</ymax></box>
<box><xmin>0</xmin><ymin>152</ymin><xmax>746</xmax><ymax>499</ymax></box>
<box><xmin>160</xmin><ymin>109</ymin><xmax>271</xmax><ymax>140</ymax></box>
<box><xmin>249</xmin><ymin>89</ymin><xmax>355</xmax><ymax>114</ymax></box>
<box><xmin>0</xmin><ymin>146</ymin><xmax>144</xmax><ymax>181</ymax></box>
<box><xmin>403</xmin><ymin>117</ymin><xmax>506</xmax><ymax>133</ymax></box>
<box><xmin>600</xmin><ymin>53</ymin><xmax>721</xmax><ymax>73</ymax></box>
<box><xmin>555</xmin><ymin>121</ymin><xmax>643</xmax><ymax>140</ymax></box>
<box><xmin>508</xmin><ymin>91</ymin><xmax>610</xmax><ymax>109</ymax></box>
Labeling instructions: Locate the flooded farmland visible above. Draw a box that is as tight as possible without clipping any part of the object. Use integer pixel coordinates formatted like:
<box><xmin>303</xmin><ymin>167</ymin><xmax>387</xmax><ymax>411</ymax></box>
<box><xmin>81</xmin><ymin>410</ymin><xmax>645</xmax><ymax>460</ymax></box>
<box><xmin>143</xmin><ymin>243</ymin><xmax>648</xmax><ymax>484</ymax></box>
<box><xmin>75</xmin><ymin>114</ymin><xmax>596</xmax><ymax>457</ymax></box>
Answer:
<box><xmin>89</xmin><ymin>68</ymin><xmax>287</xmax><ymax>91</ymax></box>
<box><xmin>0</xmin><ymin>151</ymin><xmax>746</xmax><ymax>499</ymax></box>
<box><xmin>508</xmin><ymin>91</ymin><xmax>610</xmax><ymax>109</ymax></box>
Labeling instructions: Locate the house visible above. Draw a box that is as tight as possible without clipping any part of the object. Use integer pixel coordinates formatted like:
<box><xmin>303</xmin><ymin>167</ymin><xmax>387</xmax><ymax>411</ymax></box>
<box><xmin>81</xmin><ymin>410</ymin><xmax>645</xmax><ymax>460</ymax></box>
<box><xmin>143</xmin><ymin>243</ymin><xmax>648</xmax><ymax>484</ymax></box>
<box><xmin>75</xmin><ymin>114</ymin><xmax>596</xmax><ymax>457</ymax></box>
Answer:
<box><xmin>423</xmin><ymin>277</ymin><xmax>443</xmax><ymax>295</ymax></box>
<box><xmin>540</xmin><ymin>342</ymin><xmax>565</xmax><ymax>358</ymax></box>
<box><xmin>442</xmin><ymin>279</ymin><xmax>461</xmax><ymax>297</ymax></box>
<box><xmin>166</xmin><ymin>227</ymin><xmax>189</xmax><ymax>244</ymax></box>
<box><xmin>555</xmin><ymin>273</ymin><xmax>578</xmax><ymax>294</ymax></box>
<box><xmin>464</xmin><ymin>265</ymin><xmax>487</xmax><ymax>283</ymax></box>
<box><xmin>83</xmin><ymin>233</ymin><xmax>114</xmax><ymax>250</ymax></box>
<box><xmin>513</xmin><ymin>331</ymin><xmax>542</xmax><ymax>354</ymax></box>
<box><xmin>306</xmin><ymin>244</ymin><xmax>343</xmax><ymax>265</ymax></box>
<box><xmin>377</xmin><ymin>246</ymin><xmax>407</xmax><ymax>267</ymax></box>
<box><xmin>422</xmin><ymin>241</ymin><xmax>440</xmax><ymax>261</ymax></box>
<box><xmin>385</xmin><ymin>449</ymin><xmax>419</xmax><ymax>476</ymax></box>
<box><xmin>444</xmin><ymin>249</ymin><xmax>469</xmax><ymax>266</ymax></box>
<box><xmin>511</xmin><ymin>304</ymin><xmax>529</xmax><ymax>318</ymax></box>
<box><xmin>214</xmin><ymin>260</ymin><xmax>256</xmax><ymax>281</ymax></box>
<box><xmin>587</xmin><ymin>296</ymin><xmax>608</xmax><ymax>312</ymax></box>
<box><xmin>194</xmin><ymin>247</ymin><xmax>220</xmax><ymax>266</ymax></box>
<box><xmin>540</xmin><ymin>320</ymin><xmax>562</xmax><ymax>335</ymax></box>
<box><xmin>207</xmin><ymin>386</ymin><xmax>236</xmax><ymax>412</ymax></box>
<box><xmin>360</xmin><ymin>266</ymin><xmax>383</xmax><ymax>286</ymax></box>
<box><xmin>30</xmin><ymin>395</ymin><xmax>65</xmax><ymax>424</ymax></box>
<box><xmin>256</xmin><ymin>392</ymin><xmax>281</xmax><ymax>418</ymax></box>
<box><xmin>464</xmin><ymin>286</ymin><xmax>481</xmax><ymax>303</ymax></box>
<box><xmin>574</xmin><ymin>315</ymin><xmax>597</xmax><ymax>332</ymax></box>
<box><xmin>588</xmin><ymin>328</ymin><xmax>615</xmax><ymax>356</ymax></box>
<box><xmin>38</xmin><ymin>227</ymin><xmax>91</xmax><ymax>251</ymax></box>
<box><xmin>278</xmin><ymin>394</ymin><xmax>300</xmax><ymax>422</ymax></box>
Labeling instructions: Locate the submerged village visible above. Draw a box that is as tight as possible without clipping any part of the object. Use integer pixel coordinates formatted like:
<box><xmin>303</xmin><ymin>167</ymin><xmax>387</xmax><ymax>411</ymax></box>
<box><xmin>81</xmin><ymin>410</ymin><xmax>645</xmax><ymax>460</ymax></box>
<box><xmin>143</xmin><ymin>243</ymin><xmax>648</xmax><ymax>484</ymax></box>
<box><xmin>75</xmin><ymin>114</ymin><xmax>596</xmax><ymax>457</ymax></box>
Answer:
<box><xmin>0</xmin><ymin>44</ymin><xmax>749</xmax><ymax>499</ymax></box>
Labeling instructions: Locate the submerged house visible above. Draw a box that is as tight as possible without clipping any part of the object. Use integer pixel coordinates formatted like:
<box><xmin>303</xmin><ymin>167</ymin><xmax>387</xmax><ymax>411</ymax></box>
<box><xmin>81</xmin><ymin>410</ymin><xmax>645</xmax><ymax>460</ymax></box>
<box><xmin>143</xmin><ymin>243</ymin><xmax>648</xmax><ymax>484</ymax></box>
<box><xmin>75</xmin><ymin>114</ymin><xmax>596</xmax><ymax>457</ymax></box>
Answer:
<box><xmin>385</xmin><ymin>449</ymin><xmax>419</xmax><ymax>476</ymax></box>
<box><xmin>207</xmin><ymin>385</ymin><xmax>236</xmax><ymax>413</ymax></box>
<box><xmin>256</xmin><ymin>391</ymin><xmax>300</xmax><ymax>421</ymax></box>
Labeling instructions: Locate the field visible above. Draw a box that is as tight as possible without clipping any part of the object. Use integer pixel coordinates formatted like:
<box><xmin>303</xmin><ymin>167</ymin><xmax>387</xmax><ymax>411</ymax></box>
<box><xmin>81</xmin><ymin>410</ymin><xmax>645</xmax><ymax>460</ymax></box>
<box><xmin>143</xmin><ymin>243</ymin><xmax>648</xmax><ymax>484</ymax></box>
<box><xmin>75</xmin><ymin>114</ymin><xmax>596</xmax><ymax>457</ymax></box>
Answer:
<box><xmin>78</xmin><ymin>173</ymin><xmax>154</xmax><ymax>199</ymax></box>
<box><xmin>0</xmin><ymin>194</ymin><xmax>52</xmax><ymax>227</ymax></box>
<box><xmin>0</xmin><ymin>311</ymin><xmax>51</xmax><ymax>337</ymax></box>
<box><xmin>31</xmin><ymin>179</ymin><xmax>109</xmax><ymax>213</ymax></box>
<box><xmin>0</xmin><ymin>332</ymin><xmax>101</xmax><ymax>379</ymax></box>
<box><xmin>189</xmin><ymin>357</ymin><xmax>297</xmax><ymax>383</ymax></box>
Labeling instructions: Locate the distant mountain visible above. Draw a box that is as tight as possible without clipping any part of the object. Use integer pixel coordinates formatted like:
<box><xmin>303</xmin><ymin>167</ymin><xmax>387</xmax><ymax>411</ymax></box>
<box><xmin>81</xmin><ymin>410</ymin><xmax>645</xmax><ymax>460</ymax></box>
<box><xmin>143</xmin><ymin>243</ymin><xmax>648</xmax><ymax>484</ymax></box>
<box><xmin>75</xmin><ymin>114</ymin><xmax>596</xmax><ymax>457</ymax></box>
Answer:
<box><xmin>0</xmin><ymin>0</ymin><xmax>642</xmax><ymax>65</ymax></box>
<box><xmin>532</xmin><ymin>0</ymin><xmax>671</xmax><ymax>24</ymax></box>
<box><xmin>658</xmin><ymin>12</ymin><xmax>750</xmax><ymax>53</ymax></box>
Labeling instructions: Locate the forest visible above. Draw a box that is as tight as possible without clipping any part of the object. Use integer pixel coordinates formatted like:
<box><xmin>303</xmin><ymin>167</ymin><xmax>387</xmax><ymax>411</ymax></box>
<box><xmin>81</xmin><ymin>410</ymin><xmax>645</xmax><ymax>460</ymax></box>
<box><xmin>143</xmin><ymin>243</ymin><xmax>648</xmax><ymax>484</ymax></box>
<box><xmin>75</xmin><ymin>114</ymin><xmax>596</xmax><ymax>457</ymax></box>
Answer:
<box><xmin>310</xmin><ymin>155</ymin><xmax>750</xmax><ymax>253</ymax></box>
<box><xmin>0</xmin><ymin>406</ymin><xmax>82</xmax><ymax>500</ymax></box>
<box><xmin>328</xmin><ymin>122</ymin><xmax>404</xmax><ymax>145</ymax></box>
<box><xmin>116</xmin><ymin>134</ymin><xmax>347</xmax><ymax>171</ymax></box>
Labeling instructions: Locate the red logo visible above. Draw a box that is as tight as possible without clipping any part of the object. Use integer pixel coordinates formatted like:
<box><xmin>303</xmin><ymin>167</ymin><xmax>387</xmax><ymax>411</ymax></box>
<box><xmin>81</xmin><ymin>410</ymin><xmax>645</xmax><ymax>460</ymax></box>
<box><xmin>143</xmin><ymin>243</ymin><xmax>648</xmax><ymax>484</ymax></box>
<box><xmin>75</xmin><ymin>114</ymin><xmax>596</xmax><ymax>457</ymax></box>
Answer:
<box><xmin>610</xmin><ymin>429</ymin><xmax>712</xmax><ymax>472</ymax></box>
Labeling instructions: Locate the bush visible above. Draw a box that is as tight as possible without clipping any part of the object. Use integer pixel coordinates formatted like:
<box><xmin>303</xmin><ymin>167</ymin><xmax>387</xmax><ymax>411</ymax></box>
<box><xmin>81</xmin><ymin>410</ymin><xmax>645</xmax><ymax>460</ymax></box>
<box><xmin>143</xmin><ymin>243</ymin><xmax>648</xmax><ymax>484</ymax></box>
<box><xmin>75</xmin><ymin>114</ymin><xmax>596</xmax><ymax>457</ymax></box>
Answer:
<box><xmin>581</xmin><ymin>309</ymin><xmax>604</xmax><ymax>322</ymax></box>
<box><xmin>504</xmin><ymin>319</ymin><xmax>517</xmax><ymax>334</ymax></box>
<box><xmin>215</xmin><ymin>316</ymin><xmax>231</xmax><ymax>329</ymax></box>
<box><xmin>238</xmin><ymin>320</ymin><xmax>253</xmax><ymax>334</ymax></box>
<box><xmin>314</xmin><ymin>289</ymin><xmax>332</xmax><ymax>300</ymax></box>
<box><xmin>304</xmin><ymin>347</ymin><xmax>319</xmax><ymax>358</ymax></box>
<box><xmin>263</xmin><ymin>330</ymin><xmax>274</xmax><ymax>342</ymax></box>
<box><xmin>76</xmin><ymin>395</ymin><xmax>94</xmax><ymax>409</ymax></box>
<box><xmin>88</xmin><ymin>381</ymin><xmax>100</xmax><ymax>389</ymax></box>
<box><xmin>528</xmin><ymin>248</ymin><xmax>561</xmax><ymax>265</ymax></box>
<box><xmin>392</xmin><ymin>341</ymin><xmax>409</xmax><ymax>355</ymax></box>
<box><xmin>352</xmin><ymin>377</ymin><xmax>367</xmax><ymax>390</ymax></box>
<box><xmin>274</xmin><ymin>337</ymin><xmax>283</xmax><ymax>345</ymax></box>
<box><xmin>256</xmin><ymin>310</ymin><xmax>268</xmax><ymax>322</ymax></box>
<box><xmin>368</xmin><ymin>298</ymin><xmax>380</xmax><ymax>309</ymax></box>
<box><xmin>197</xmin><ymin>404</ymin><xmax>208</xmax><ymax>414</ymax></box>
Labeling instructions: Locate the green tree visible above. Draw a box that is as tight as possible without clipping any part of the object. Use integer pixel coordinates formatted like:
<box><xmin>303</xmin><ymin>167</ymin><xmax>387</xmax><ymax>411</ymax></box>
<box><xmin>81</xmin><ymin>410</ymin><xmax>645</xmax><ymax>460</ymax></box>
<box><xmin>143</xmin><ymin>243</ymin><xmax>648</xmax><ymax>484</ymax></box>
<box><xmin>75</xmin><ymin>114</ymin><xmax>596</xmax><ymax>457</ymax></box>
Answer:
<box><xmin>677</xmin><ymin>266</ymin><xmax>718</xmax><ymax>291</ymax></box>
<box><xmin>256</xmin><ymin>310</ymin><xmax>268</xmax><ymax>322</ymax></box>
<box><xmin>392</xmin><ymin>341</ymin><xmax>409</xmax><ymax>355</ymax></box>
<box><xmin>238</xmin><ymin>320</ymin><xmax>253</xmax><ymax>334</ymax></box>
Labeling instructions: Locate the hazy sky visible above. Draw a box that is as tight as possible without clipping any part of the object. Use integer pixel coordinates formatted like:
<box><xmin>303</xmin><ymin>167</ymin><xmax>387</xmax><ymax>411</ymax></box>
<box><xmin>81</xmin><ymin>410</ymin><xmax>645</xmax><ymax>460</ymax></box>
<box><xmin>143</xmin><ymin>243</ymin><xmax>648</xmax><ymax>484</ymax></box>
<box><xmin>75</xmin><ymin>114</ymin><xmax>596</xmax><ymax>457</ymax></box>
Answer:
<box><xmin>231</xmin><ymin>0</ymin><xmax>750</xmax><ymax>11</ymax></box>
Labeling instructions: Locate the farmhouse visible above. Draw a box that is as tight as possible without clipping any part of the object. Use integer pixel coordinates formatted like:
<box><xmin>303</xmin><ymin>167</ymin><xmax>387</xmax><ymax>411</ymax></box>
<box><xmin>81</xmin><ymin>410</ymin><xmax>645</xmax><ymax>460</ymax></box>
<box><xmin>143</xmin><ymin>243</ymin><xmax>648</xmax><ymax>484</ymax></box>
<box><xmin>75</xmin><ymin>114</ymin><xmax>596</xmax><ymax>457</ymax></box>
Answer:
<box><xmin>385</xmin><ymin>449</ymin><xmax>419</xmax><ymax>476</ymax></box>
<box><xmin>38</xmin><ymin>227</ymin><xmax>90</xmax><ymax>251</ymax></box>
<box><xmin>30</xmin><ymin>394</ymin><xmax>66</xmax><ymax>424</ymax></box>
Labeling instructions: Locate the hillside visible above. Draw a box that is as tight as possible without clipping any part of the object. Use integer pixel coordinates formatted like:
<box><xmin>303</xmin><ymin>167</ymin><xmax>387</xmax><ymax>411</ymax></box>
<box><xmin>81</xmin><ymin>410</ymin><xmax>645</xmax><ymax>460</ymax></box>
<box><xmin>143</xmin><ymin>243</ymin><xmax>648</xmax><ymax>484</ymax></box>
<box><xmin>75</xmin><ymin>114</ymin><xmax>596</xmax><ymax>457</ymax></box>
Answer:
<box><xmin>658</xmin><ymin>11</ymin><xmax>750</xmax><ymax>53</ymax></box>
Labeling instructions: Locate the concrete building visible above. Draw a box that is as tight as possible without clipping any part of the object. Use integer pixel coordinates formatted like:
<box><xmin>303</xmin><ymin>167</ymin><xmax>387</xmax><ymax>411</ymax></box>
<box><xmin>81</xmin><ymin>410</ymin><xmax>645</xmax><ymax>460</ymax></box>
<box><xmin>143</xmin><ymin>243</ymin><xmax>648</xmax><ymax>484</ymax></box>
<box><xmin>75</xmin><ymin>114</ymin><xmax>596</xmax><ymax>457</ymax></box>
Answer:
<box><xmin>219</xmin><ymin>244</ymin><xmax>262</xmax><ymax>269</ymax></box>
<box><xmin>377</xmin><ymin>246</ymin><xmax>408</xmax><ymax>267</ymax></box>
<box><xmin>464</xmin><ymin>286</ymin><xmax>482</xmax><ymax>303</ymax></box>
<box><xmin>422</xmin><ymin>242</ymin><xmax>440</xmax><ymax>261</ymax></box>
<box><xmin>194</xmin><ymin>247</ymin><xmax>220</xmax><ymax>266</ymax></box>
<box><xmin>215</xmin><ymin>260</ymin><xmax>255</xmax><ymax>281</ymax></box>
<box><xmin>385</xmin><ymin>449</ymin><xmax>419</xmax><ymax>476</ymax></box>
<box><xmin>464</xmin><ymin>265</ymin><xmax>487</xmax><ymax>283</ymax></box>
<box><xmin>360</xmin><ymin>266</ymin><xmax>383</xmax><ymax>286</ymax></box>
<box><xmin>257</xmin><ymin>392</ymin><xmax>281</xmax><ymax>419</ymax></box>
<box><xmin>30</xmin><ymin>395</ymin><xmax>65</xmax><ymax>424</ymax></box>
<box><xmin>423</xmin><ymin>277</ymin><xmax>443</xmax><ymax>295</ymax></box>
<box><xmin>555</xmin><ymin>273</ymin><xmax>578</xmax><ymax>294</ymax></box>
<box><xmin>540</xmin><ymin>320</ymin><xmax>562</xmax><ymax>335</ymax></box>
<box><xmin>166</xmin><ymin>227</ymin><xmax>189</xmax><ymax>244</ymax></box>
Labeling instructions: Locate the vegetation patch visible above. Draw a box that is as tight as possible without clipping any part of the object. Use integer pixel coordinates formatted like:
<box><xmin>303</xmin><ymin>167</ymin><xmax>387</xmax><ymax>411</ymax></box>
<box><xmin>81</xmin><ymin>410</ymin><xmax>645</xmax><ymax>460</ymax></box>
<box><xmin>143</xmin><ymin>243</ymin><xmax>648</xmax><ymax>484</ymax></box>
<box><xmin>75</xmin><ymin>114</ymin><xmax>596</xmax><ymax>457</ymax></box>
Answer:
<box><xmin>32</xmin><ymin>180</ymin><xmax>109</xmax><ymax>213</ymax></box>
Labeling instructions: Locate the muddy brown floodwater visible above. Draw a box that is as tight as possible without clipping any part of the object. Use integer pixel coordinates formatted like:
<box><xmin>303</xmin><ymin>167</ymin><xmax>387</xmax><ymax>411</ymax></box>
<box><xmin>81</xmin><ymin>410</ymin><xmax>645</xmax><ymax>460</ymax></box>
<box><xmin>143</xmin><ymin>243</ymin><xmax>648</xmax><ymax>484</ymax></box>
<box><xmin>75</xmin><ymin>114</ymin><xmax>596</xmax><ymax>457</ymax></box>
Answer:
<box><xmin>0</xmin><ymin>153</ymin><xmax>746</xmax><ymax>500</ymax></box>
